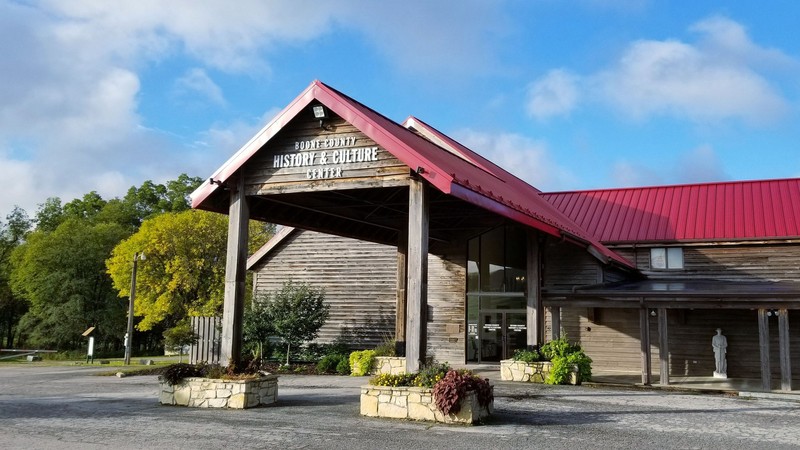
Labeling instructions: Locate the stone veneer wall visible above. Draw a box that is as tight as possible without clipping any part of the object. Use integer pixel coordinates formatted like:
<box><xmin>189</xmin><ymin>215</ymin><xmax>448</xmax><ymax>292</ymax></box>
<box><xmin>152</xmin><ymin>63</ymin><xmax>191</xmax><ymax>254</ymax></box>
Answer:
<box><xmin>500</xmin><ymin>360</ymin><xmax>579</xmax><ymax>385</ymax></box>
<box><xmin>159</xmin><ymin>375</ymin><xmax>278</xmax><ymax>408</ymax></box>
<box><xmin>371</xmin><ymin>357</ymin><xmax>407</xmax><ymax>375</ymax></box>
<box><xmin>500</xmin><ymin>360</ymin><xmax>553</xmax><ymax>383</ymax></box>
<box><xmin>360</xmin><ymin>385</ymin><xmax>492</xmax><ymax>424</ymax></box>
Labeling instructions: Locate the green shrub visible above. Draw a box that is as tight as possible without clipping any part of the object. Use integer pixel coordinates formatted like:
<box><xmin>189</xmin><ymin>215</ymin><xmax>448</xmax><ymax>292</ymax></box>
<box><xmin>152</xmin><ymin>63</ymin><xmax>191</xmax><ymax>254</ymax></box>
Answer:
<box><xmin>336</xmin><ymin>357</ymin><xmax>351</xmax><ymax>375</ymax></box>
<box><xmin>512</xmin><ymin>348</ymin><xmax>544</xmax><ymax>363</ymax></box>
<box><xmin>349</xmin><ymin>350</ymin><xmax>376</xmax><ymax>376</ymax></box>
<box><xmin>373</xmin><ymin>338</ymin><xmax>397</xmax><ymax>357</ymax></box>
<box><xmin>316</xmin><ymin>354</ymin><xmax>348</xmax><ymax>374</ymax></box>
<box><xmin>414</xmin><ymin>361</ymin><xmax>450</xmax><ymax>388</ymax></box>
<box><xmin>160</xmin><ymin>363</ymin><xmax>205</xmax><ymax>386</ymax></box>
<box><xmin>541</xmin><ymin>336</ymin><xmax>592</xmax><ymax>385</ymax></box>
<box><xmin>369</xmin><ymin>372</ymin><xmax>417</xmax><ymax>387</ymax></box>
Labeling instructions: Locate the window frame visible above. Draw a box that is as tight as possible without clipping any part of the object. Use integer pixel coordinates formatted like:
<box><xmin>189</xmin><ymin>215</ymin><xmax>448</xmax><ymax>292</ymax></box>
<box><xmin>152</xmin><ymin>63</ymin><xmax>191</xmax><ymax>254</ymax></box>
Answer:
<box><xmin>650</xmin><ymin>247</ymin><xmax>684</xmax><ymax>270</ymax></box>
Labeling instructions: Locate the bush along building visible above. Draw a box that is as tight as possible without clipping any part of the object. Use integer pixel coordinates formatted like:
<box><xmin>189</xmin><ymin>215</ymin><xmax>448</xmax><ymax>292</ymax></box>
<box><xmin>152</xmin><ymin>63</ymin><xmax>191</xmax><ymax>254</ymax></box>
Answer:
<box><xmin>192</xmin><ymin>80</ymin><xmax>800</xmax><ymax>391</ymax></box>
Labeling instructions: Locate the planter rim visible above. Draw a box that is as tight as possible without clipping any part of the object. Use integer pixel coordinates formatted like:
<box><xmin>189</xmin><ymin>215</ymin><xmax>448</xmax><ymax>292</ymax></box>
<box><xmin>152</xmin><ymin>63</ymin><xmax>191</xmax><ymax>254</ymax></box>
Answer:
<box><xmin>176</xmin><ymin>374</ymin><xmax>279</xmax><ymax>383</ymax></box>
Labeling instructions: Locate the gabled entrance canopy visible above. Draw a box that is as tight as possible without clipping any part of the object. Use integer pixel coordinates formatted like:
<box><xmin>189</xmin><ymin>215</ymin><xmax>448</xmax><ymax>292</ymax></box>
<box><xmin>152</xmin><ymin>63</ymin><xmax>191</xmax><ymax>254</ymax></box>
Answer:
<box><xmin>191</xmin><ymin>80</ymin><xmax>630</xmax><ymax>268</ymax></box>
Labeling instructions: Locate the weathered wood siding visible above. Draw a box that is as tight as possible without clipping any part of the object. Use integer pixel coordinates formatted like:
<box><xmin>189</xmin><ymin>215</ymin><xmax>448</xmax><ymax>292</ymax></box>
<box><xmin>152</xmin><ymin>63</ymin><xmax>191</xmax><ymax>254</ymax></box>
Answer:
<box><xmin>252</xmin><ymin>229</ymin><xmax>467</xmax><ymax>360</ymax></box>
<box><xmin>558</xmin><ymin>308</ymin><xmax>656</xmax><ymax>373</ymax></box>
<box><xmin>613</xmin><ymin>243</ymin><xmax>800</xmax><ymax>282</ymax></box>
<box><xmin>557</xmin><ymin>307</ymin><xmax>800</xmax><ymax>379</ymax></box>
<box><xmin>252</xmin><ymin>229</ymin><xmax>397</xmax><ymax>349</ymax></box>
<box><xmin>543</xmin><ymin>240</ymin><xmax>603</xmax><ymax>289</ymax></box>
<box><xmin>244</xmin><ymin>114</ymin><xmax>410</xmax><ymax>195</ymax></box>
<box><xmin>426</xmin><ymin>242</ymin><xmax>466</xmax><ymax>364</ymax></box>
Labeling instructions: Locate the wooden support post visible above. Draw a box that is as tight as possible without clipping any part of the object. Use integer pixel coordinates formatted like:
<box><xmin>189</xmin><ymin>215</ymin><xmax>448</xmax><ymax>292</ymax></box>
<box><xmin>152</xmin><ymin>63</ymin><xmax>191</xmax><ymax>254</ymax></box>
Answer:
<box><xmin>778</xmin><ymin>309</ymin><xmax>792</xmax><ymax>391</ymax></box>
<box><xmin>221</xmin><ymin>175</ymin><xmax>249</xmax><ymax>367</ymax></box>
<box><xmin>658</xmin><ymin>308</ymin><xmax>669</xmax><ymax>385</ymax></box>
<box><xmin>405</xmin><ymin>177</ymin><xmax>429</xmax><ymax>373</ymax></box>
<box><xmin>639</xmin><ymin>305</ymin><xmax>651</xmax><ymax>385</ymax></box>
<box><xmin>758</xmin><ymin>309</ymin><xmax>771</xmax><ymax>392</ymax></box>
<box><xmin>395</xmin><ymin>227</ymin><xmax>408</xmax><ymax>356</ymax></box>
<box><xmin>526</xmin><ymin>230</ymin><xmax>542</xmax><ymax>348</ymax></box>
<box><xmin>550</xmin><ymin>306</ymin><xmax>561</xmax><ymax>340</ymax></box>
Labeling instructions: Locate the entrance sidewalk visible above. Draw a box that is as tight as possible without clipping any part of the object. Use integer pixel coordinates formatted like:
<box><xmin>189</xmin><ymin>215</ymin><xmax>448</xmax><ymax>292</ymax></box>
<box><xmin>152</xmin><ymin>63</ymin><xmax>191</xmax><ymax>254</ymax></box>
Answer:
<box><xmin>463</xmin><ymin>365</ymin><xmax>800</xmax><ymax>402</ymax></box>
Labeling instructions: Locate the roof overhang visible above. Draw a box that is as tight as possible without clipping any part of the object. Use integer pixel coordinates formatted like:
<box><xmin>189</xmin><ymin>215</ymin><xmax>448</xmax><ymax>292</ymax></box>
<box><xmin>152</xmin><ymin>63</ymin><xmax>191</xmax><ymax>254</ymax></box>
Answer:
<box><xmin>544</xmin><ymin>278</ymin><xmax>800</xmax><ymax>309</ymax></box>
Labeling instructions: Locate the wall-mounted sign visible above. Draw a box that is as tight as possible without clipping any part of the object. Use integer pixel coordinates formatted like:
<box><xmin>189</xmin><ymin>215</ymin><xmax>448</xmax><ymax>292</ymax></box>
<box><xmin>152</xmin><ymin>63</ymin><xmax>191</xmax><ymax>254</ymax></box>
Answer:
<box><xmin>272</xmin><ymin>137</ymin><xmax>379</xmax><ymax>181</ymax></box>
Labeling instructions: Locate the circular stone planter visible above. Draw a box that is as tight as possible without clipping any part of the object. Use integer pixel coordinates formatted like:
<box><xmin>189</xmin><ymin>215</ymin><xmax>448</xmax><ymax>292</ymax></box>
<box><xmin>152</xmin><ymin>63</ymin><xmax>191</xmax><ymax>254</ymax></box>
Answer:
<box><xmin>159</xmin><ymin>374</ymin><xmax>278</xmax><ymax>409</ymax></box>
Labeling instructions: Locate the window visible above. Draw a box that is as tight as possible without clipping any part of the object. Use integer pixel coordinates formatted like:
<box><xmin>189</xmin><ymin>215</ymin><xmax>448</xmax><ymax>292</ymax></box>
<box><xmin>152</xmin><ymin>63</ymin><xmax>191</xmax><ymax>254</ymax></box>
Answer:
<box><xmin>467</xmin><ymin>225</ymin><xmax>527</xmax><ymax>293</ymax></box>
<box><xmin>650</xmin><ymin>247</ymin><xmax>684</xmax><ymax>270</ymax></box>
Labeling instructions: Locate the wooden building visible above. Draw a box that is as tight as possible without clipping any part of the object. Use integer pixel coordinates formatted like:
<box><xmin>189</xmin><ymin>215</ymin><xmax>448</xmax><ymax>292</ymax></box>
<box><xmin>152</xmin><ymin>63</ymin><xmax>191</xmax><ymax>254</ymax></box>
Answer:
<box><xmin>192</xmin><ymin>80</ymin><xmax>800</xmax><ymax>390</ymax></box>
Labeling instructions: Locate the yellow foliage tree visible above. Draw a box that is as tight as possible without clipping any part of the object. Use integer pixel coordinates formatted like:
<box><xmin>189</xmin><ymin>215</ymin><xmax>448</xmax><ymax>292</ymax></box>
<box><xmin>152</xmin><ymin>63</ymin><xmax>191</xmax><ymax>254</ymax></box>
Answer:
<box><xmin>106</xmin><ymin>210</ymin><xmax>272</xmax><ymax>331</ymax></box>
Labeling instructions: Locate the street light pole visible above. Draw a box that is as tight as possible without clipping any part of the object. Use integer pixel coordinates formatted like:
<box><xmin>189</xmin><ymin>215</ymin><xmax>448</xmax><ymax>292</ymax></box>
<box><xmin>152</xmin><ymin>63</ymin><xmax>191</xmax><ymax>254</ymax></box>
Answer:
<box><xmin>124</xmin><ymin>252</ymin><xmax>145</xmax><ymax>365</ymax></box>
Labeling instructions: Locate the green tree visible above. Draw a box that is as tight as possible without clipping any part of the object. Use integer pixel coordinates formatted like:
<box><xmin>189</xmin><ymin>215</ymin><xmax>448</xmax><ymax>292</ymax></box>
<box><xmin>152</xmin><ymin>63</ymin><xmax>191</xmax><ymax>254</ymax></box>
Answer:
<box><xmin>122</xmin><ymin>174</ymin><xmax>202</xmax><ymax>224</ymax></box>
<box><xmin>0</xmin><ymin>207</ymin><xmax>31</xmax><ymax>347</ymax></box>
<box><xmin>10</xmin><ymin>219</ymin><xmax>129</xmax><ymax>350</ymax></box>
<box><xmin>243</xmin><ymin>298</ymin><xmax>275</xmax><ymax>362</ymax></box>
<box><xmin>34</xmin><ymin>197</ymin><xmax>64</xmax><ymax>232</ymax></box>
<box><xmin>261</xmin><ymin>281</ymin><xmax>329</xmax><ymax>365</ymax></box>
<box><xmin>163</xmin><ymin>320</ymin><xmax>198</xmax><ymax>363</ymax></box>
<box><xmin>106</xmin><ymin>210</ymin><xmax>273</xmax><ymax>332</ymax></box>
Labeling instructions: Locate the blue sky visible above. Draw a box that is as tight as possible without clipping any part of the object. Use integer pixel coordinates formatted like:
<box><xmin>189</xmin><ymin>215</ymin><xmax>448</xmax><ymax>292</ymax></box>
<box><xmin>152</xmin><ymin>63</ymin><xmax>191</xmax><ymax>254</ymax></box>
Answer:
<box><xmin>2</xmin><ymin>1</ymin><xmax>800</xmax><ymax>217</ymax></box>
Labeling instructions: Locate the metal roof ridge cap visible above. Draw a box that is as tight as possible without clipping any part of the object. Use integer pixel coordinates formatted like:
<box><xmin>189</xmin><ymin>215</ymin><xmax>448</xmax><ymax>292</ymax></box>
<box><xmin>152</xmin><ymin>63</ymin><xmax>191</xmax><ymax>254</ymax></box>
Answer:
<box><xmin>312</xmin><ymin>84</ymin><xmax>454</xmax><ymax>193</ymax></box>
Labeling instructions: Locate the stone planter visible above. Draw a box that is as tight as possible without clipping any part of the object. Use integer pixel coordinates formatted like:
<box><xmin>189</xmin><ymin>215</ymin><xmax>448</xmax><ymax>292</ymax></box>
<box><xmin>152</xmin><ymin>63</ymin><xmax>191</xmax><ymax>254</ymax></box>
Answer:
<box><xmin>500</xmin><ymin>359</ymin><xmax>580</xmax><ymax>385</ymax></box>
<box><xmin>360</xmin><ymin>385</ymin><xmax>493</xmax><ymax>424</ymax></box>
<box><xmin>159</xmin><ymin>374</ymin><xmax>278</xmax><ymax>409</ymax></box>
<box><xmin>371</xmin><ymin>356</ymin><xmax>407</xmax><ymax>375</ymax></box>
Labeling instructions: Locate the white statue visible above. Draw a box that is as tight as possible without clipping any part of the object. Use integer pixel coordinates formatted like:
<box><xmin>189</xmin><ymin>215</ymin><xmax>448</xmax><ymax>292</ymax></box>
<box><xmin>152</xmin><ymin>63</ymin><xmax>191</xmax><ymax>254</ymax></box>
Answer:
<box><xmin>712</xmin><ymin>328</ymin><xmax>727</xmax><ymax>378</ymax></box>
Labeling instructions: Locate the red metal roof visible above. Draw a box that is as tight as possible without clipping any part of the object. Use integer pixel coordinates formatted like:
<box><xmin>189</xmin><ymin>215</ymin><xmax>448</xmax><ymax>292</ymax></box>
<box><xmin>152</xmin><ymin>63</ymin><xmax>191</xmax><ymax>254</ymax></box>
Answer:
<box><xmin>191</xmin><ymin>80</ymin><xmax>632</xmax><ymax>268</ymax></box>
<box><xmin>542</xmin><ymin>178</ymin><xmax>800</xmax><ymax>243</ymax></box>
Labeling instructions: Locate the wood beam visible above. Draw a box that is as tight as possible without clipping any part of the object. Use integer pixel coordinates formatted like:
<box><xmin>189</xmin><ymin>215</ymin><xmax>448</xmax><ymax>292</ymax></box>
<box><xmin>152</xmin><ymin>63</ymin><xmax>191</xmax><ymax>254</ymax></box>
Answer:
<box><xmin>526</xmin><ymin>230</ymin><xmax>543</xmax><ymax>347</ymax></box>
<box><xmin>221</xmin><ymin>175</ymin><xmax>249</xmax><ymax>367</ymax></box>
<box><xmin>405</xmin><ymin>177</ymin><xmax>429</xmax><ymax>373</ymax></box>
<box><xmin>758</xmin><ymin>309</ymin><xmax>771</xmax><ymax>392</ymax></box>
<box><xmin>658</xmin><ymin>308</ymin><xmax>669</xmax><ymax>386</ymax></box>
<box><xmin>395</xmin><ymin>226</ymin><xmax>408</xmax><ymax>356</ymax></box>
<box><xmin>639</xmin><ymin>305</ymin><xmax>652</xmax><ymax>385</ymax></box>
<box><xmin>779</xmin><ymin>309</ymin><xmax>792</xmax><ymax>391</ymax></box>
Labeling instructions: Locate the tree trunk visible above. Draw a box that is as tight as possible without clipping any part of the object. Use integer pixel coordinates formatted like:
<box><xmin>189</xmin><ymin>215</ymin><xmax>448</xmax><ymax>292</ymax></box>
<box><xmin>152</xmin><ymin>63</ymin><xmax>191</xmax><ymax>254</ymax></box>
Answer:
<box><xmin>285</xmin><ymin>342</ymin><xmax>291</xmax><ymax>366</ymax></box>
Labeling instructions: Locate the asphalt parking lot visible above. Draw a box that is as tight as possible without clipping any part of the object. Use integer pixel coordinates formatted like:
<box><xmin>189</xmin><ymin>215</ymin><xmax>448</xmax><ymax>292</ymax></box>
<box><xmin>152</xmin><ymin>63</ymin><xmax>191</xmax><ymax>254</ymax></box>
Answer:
<box><xmin>1</xmin><ymin>364</ymin><xmax>800</xmax><ymax>449</ymax></box>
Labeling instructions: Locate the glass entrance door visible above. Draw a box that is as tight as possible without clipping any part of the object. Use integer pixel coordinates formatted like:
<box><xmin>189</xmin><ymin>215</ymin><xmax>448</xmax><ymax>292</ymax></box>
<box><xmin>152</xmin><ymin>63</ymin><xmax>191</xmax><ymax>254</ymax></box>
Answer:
<box><xmin>476</xmin><ymin>311</ymin><xmax>527</xmax><ymax>362</ymax></box>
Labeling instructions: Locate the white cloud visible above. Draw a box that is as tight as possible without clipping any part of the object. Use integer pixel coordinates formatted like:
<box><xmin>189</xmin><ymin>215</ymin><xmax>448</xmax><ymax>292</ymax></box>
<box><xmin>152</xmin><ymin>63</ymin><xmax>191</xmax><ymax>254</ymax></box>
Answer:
<box><xmin>526</xmin><ymin>69</ymin><xmax>581</xmax><ymax>121</ymax></box>
<box><xmin>531</xmin><ymin>16</ymin><xmax>794</xmax><ymax>126</ymax></box>
<box><xmin>174</xmin><ymin>68</ymin><xmax>226</xmax><ymax>107</ymax></box>
<box><xmin>673</xmin><ymin>144</ymin><xmax>727</xmax><ymax>183</ymax></box>
<box><xmin>611</xmin><ymin>160</ymin><xmax>663</xmax><ymax>187</ymax></box>
<box><xmin>452</xmin><ymin>129</ymin><xmax>576</xmax><ymax>191</ymax></box>
<box><xmin>593</xmin><ymin>36</ymin><xmax>789</xmax><ymax>124</ymax></box>
<box><xmin>610</xmin><ymin>144</ymin><xmax>727</xmax><ymax>188</ymax></box>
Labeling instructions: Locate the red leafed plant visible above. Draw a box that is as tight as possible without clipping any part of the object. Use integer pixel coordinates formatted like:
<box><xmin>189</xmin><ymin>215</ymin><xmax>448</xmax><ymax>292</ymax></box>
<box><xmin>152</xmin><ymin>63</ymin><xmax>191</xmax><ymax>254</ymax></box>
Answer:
<box><xmin>432</xmin><ymin>369</ymin><xmax>493</xmax><ymax>416</ymax></box>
